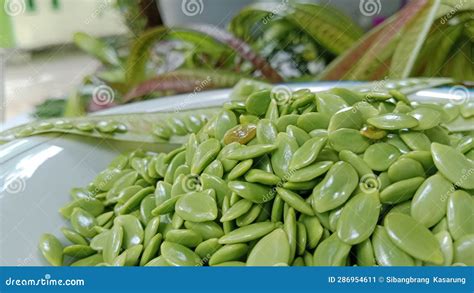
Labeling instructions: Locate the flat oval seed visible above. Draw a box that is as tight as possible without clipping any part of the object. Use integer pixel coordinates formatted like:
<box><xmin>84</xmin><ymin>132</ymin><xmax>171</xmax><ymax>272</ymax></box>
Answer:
<box><xmin>339</xmin><ymin>150</ymin><xmax>372</xmax><ymax>178</ymax></box>
<box><xmin>271</xmin><ymin>133</ymin><xmax>299</xmax><ymax>178</ymax></box>
<box><xmin>400</xmin><ymin>131</ymin><xmax>431</xmax><ymax>151</ymax></box>
<box><xmin>70</xmin><ymin>208</ymin><xmax>98</xmax><ymax>238</ymax></box>
<box><xmin>191</xmin><ymin>139</ymin><xmax>221</xmax><ymax>175</ymax></box>
<box><xmin>195</xmin><ymin>238</ymin><xmax>222</xmax><ymax>260</ymax></box>
<box><xmin>337</xmin><ymin>192</ymin><xmax>380</xmax><ymax>245</ymax></box>
<box><xmin>363</xmin><ymin>143</ymin><xmax>400</xmax><ymax>171</ymax></box>
<box><xmin>160</xmin><ymin>241</ymin><xmax>201</xmax><ymax>266</ymax></box>
<box><xmin>63</xmin><ymin>244</ymin><xmax>95</xmax><ymax>259</ymax></box>
<box><xmin>60</xmin><ymin>198</ymin><xmax>105</xmax><ymax>219</ymax></box>
<box><xmin>372</xmin><ymin>226</ymin><xmax>415</xmax><ymax>266</ymax></box>
<box><xmin>209</xmin><ymin>244</ymin><xmax>248</xmax><ymax>266</ymax></box>
<box><xmin>453</xmin><ymin>234</ymin><xmax>474</xmax><ymax>266</ymax></box>
<box><xmin>329</xmin><ymin>128</ymin><xmax>370</xmax><ymax>154</ymax></box>
<box><xmin>228</xmin><ymin>181</ymin><xmax>275</xmax><ymax>204</ymax></box>
<box><xmin>312</xmin><ymin>162</ymin><xmax>358</xmax><ymax>213</ymax></box>
<box><xmin>184</xmin><ymin>221</ymin><xmax>224</xmax><ymax>240</ymax></box>
<box><xmin>388</xmin><ymin>158</ymin><xmax>425</xmax><ymax>182</ymax></box>
<box><xmin>286</xmin><ymin>125</ymin><xmax>311</xmax><ymax>146</ymax></box>
<box><xmin>70</xmin><ymin>254</ymin><xmax>103</xmax><ymax>266</ymax></box>
<box><xmin>236</xmin><ymin>204</ymin><xmax>261</xmax><ymax>227</ymax></box>
<box><xmin>379</xmin><ymin>177</ymin><xmax>424</xmax><ymax>204</ymax></box>
<box><xmin>367</xmin><ymin>113</ymin><xmax>419</xmax><ymax>130</ymax></box>
<box><xmin>39</xmin><ymin>234</ymin><xmax>63</xmax><ymax>266</ymax></box>
<box><xmin>257</xmin><ymin>119</ymin><xmax>278</xmax><ymax>145</ymax></box>
<box><xmin>296</xmin><ymin>223</ymin><xmax>307</xmax><ymax>256</ymax></box>
<box><xmin>61</xmin><ymin>227</ymin><xmax>88</xmax><ymax>246</ymax></box>
<box><xmin>224</xmin><ymin>144</ymin><xmax>276</xmax><ymax>161</ymax></box>
<box><xmin>355</xmin><ymin>239</ymin><xmax>376</xmax><ymax>266</ymax></box>
<box><xmin>218</xmin><ymin>222</ymin><xmax>278</xmax><ymax>245</ymax></box>
<box><xmin>384</xmin><ymin>213</ymin><xmax>444</xmax><ymax>264</ymax></box>
<box><xmin>276</xmin><ymin>187</ymin><xmax>314</xmax><ymax>216</ymax></box>
<box><xmin>312</xmin><ymin>233</ymin><xmax>351</xmax><ymax>266</ymax></box>
<box><xmin>228</xmin><ymin>159</ymin><xmax>253</xmax><ymax>180</ymax></box>
<box><xmin>431</xmin><ymin>143</ymin><xmax>474</xmax><ymax>189</ymax></box>
<box><xmin>296</xmin><ymin>112</ymin><xmax>328</xmax><ymax>132</ymax></box>
<box><xmin>289</xmin><ymin>137</ymin><xmax>327</xmax><ymax>170</ymax></box>
<box><xmin>288</xmin><ymin>161</ymin><xmax>333</xmax><ymax>183</ymax></box>
<box><xmin>114</xmin><ymin>215</ymin><xmax>144</xmax><ymax>248</ymax></box>
<box><xmin>244</xmin><ymin>169</ymin><xmax>281</xmax><ymax>185</ymax></box>
<box><xmin>200</xmin><ymin>174</ymin><xmax>230</xmax><ymax>207</ymax></box>
<box><xmin>409</xmin><ymin>107</ymin><xmax>442</xmax><ymax>130</ymax></box>
<box><xmin>165</xmin><ymin>229</ymin><xmax>202</xmax><ymax>248</ymax></box>
<box><xmin>247</xmin><ymin>229</ymin><xmax>290</xmax><ymax>266</ymax></box>
<box><xmin>90</xmin><ymin>231</ymin><xmax>110</xmax><ymax>251</ymax></box>
<box><xmin>246</xmin><ymin>89</ymin><xmax>271</xmax><ymax>115</ymax></box>
<box><xmin>103</xmin><ymin>225</ymin><xmax>123</xmax><ymax>264</ymax></box>
<box><xmin>410</xmin><ymin>174</ymin><xmax>453</xmax><ymax>228</ymax></box>
<box><xmin>144</xmin><ymin>217</ymin><xmax>160</xmax><ymax>247</ymax></box>
<box><xmin>221</xmin><ymin>199</ymin><xmax>253</xmax><ymax>222</ymax></box>
<box><xmin>300</xmin><ymin>215</ymin><xmax>324</xmax><ymax>249</ymax></box>
<box><xmin>175</xmin><ymin>191</ymin><xmax>218</xmax><ymax>222</ymax></box>
<box><xmin>425</xmin><ymin>231</ymin><xmax>453</xmax><ymax>266</ymax></box>
<box><xmin>447</xmin><ymin>190</ymin><xmax>474</xmax><ymax>240</ymax></box>
<box><xmin>145</xmin><ymin>256</ymin><xmax>170</xmax><ymax>266</ymax></box>
<box><xmin>215</xmin><ymin>110</ymin><xmax>237</xmax><ymax>140</ymax></box>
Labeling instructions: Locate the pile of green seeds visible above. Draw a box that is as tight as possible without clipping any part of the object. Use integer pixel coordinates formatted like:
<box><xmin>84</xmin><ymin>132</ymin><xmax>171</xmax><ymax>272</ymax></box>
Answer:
<box><xmin>39</xmin><ymin>86</ymin><xmax>474</xmax><ymax>266</ymax></box>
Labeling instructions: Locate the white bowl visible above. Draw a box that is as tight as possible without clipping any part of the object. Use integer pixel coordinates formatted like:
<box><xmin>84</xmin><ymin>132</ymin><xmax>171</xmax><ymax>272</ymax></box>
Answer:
<box><xmin>0</xmin><ymin>81</ymin><xmax>469</xmax><ymax>265</ymax></box>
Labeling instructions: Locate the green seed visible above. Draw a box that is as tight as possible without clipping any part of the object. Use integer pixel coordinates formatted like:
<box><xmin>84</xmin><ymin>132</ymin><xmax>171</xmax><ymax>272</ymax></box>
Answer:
<box><xmin>175</xmin><ymin>191</ymin><xmax>218</xmax><ymax>222</ymax></box>
<box><xmin>39</xmin><ymin>234</ymin><xmax>63</xmax><ymax>266</ymax></box>
<box><xmin>287</xmin><ymin>161</ymin><xmax>333</xmax><ymax>183</ymax></box>
<box><xmin>384</xmin><ymin>213</ymin><xmax>443</xmax><ymax>264</ymax></box>
<box><xmin>286</xmin><ymin>125</ymin><xmax>311</xmax><ymax>146</ymax></box>
<box><xmin>447</xmin><ymin>190</ymin><xmax>474</xmax><ymax>241</ymax></box>
<box><xmin>228</xmin><ymin>181</ymin><xmax>275</xmax><ymax>204</ymax></box>
<box><xmin>191</xmin><ymin>139</ymin><xmax>221</xmax><ymax>175</ymax></box>
<box><xmin>289</xmin><ymin>137</ymin><xmax>327</xmax><ymax>170</ymax></box>
<box><xmin>209</xmin><ymin>244</ymin><xmax>248</xmax><ymax>266</ymax></box>
<box><xmin>329</xmin><ymin>128</ymin><xmax>370</xmax><ymax>154</ymax></box>
<box><xmin>165</xmin><ymin>229</ymin><xmax>202</xmax><ymax>248</ymax></box>
<box><xmin>300</xmin><ymin>215</ymin><xmax>324</xmax><ymax>250</ymax></box>
<box><xmin>228</xmin><ymin>159</ymin><xmax>253</xmax><ymax>180</ymax></box>
<box><xmin>114</xmin><ymin>215</ymin><xmax>143</xmax><ymax>248</ymax></box>
<box><xmin>372</xmin><ymin>226</ymin><xmax>415</xmax><ymax>266</ymax></box>
<box><xmin>271</xmin><ymin>133</ymin><xmax>299</xmax><ymax>178</ymax></box>
<box><xmin>247</xmin><ymin>228</ymin><xmax>290</xmax><ymax>266</ymax></box>
<box><xmin>355</xmin><ymin>239</ymin><xmax>376</xmax><ymax>266</ymax></box>
<box><xmin>400</xmin><ymin>131</ymin><xmax>431</xmax><ymax>151</ymax></box>
<box><xmin>337</xmin><ymin>192</ymin><xmax>380</xmax><ymax>245</ymax></box>
<box><xmin>70</xmin><ymin>208</ymin><xmax>98</xmax><ymax>238</ymax></box>
<box><xmin>409</xmin><ymin>107</ymin><xmax>441</xmax><ymax>130</ymax></box>
<box><xmin>431</xmin><ymin>143</ymin><xmax>474</xmax><ymax>189</ymax></box>
<box><xmin>276</xmin><ymin>187</ymin><xmax>314</xmax><ymax>216</ymax></box>
<box><xmin>410</xmin><ymin>174</ymin><xmax>453</xmax><ymax>228</ymax></box>
<box><xmin>221</xmin><ymin>199</ymin><xmax>253</xmax><ymax>222</ymax></box>
<box><xmin>388</xmin><ymin>158</ymin><xmax>425</xmax><ymax>182</ymax></box>
<box><xmin>312</xmin><ymin>162</ymin><xmax>358</xmax><ymax>213</ymax></box>
<box><xmin>363</xmin><ymin>143</ymin><xmax>400</xmax><ymax>171</ymax></box>
<box><xmin>244</xmin><ymin>169</ymin><xmax>281</xmax><ymax>185</ymax></box>
<box><xmin>453</xmin><ymin>234</ymin><xmax>474</xmax><ymax>266</ymax></box>
<box><xmin>257</xmin><ymin>119</ymin><xmax>278</xmax><ymax>145</ymax></box>
<box><xmin>379</xmin><ymin>177</ymin><xmax>425</xmax><ymax>204</ymax></box>
<box><xmin>223</xmin><ymin>144</ymin><xmax>276</xmax><ymax>161</ymax></box>
<box><xmin>246</xmin><ymin>89</ymin><xmax>271</xmax><ymax>116</ymax></box>
<box><xmin>103</xmin><ymin>225</ymin><xmax>123</xmax><ymax>264</ymax></box>
<box><xmin>160</xmin><ymin>241</ymin><xmax>201</xmax><ymax>266</ymax></box>
<box><xmin>61</xmin><ymin>227</ymin><xmax>88</xmax><ymax>246</ymax></box>
<box><xmin>312</xmin><ymin>233</ymin><xmax>351</xmax><ymax>266</ymax></box>
<box><xmin>367</xmin><ymin>113</ymin><xmax>419</xmax><ymax>130</ymax></box>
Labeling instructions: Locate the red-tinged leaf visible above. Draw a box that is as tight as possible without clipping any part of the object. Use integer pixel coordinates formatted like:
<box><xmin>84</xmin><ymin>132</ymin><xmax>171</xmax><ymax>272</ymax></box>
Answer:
<box><xmin>319</xmin><ymin>0</ymin><xmax>430</xmax><ymax>80</ymax></box>
<box><xmin>123</xmin><ymin>69</ymin><xmax>244</xmax><ymax>102</ymax></box>
<box><xmin>186</xmin><ymin>24</ymin><xmax>283</xmax><ymax>82</ymax></box>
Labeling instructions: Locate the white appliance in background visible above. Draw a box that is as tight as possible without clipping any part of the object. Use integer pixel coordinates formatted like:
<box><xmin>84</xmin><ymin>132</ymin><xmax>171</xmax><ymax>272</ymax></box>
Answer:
<box><xmin>7</xmin><ymin>0</ymin><xmax>128</xmax><ymax>50</ymax></box>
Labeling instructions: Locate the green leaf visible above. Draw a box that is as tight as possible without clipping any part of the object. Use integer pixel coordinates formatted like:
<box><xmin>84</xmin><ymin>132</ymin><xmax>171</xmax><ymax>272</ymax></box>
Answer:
<box><xmin>73</xmin><ymin>32</ymin><xmax>120</xmax><ymax>67</ymax></box>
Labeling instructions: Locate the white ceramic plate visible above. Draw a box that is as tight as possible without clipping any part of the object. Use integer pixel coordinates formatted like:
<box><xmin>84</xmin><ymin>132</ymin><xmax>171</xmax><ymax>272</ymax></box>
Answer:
<box><xmin>0</xmin><ymin>82</ymin><xmax>470</xmax><ymax>266</ymax></box>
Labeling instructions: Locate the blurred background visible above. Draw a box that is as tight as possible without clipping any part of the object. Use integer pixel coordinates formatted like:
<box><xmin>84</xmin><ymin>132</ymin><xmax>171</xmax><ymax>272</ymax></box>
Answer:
<box><xmin>1</xmin><ymin>0</ymin><xmax>472</xmax><ymax>129</ymax></box>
